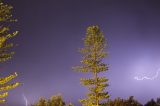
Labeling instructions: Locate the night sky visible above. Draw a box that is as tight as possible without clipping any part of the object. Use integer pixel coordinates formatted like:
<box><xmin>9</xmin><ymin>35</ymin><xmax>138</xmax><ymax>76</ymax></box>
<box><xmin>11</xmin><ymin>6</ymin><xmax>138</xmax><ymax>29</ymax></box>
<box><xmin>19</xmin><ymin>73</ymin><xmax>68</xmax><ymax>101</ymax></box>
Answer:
<box><xmin>1</xmin><ymin>0</ymin><xmax>160</xmax><ymax>106</ymax></box>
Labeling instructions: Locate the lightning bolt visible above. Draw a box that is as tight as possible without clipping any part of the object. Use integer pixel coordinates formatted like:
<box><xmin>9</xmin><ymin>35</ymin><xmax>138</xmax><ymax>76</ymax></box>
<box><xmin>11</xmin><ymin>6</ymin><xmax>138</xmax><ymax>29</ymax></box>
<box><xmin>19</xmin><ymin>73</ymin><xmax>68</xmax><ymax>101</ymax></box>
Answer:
<box><xmin>134</xmin><ymin>68</ymin><xmax>160</xmax><ymax>80</ymax></box>
<box><xmin>22</xmin><ymin>93</ymin><xmax>28</xmax><ymax>106</ymax></box>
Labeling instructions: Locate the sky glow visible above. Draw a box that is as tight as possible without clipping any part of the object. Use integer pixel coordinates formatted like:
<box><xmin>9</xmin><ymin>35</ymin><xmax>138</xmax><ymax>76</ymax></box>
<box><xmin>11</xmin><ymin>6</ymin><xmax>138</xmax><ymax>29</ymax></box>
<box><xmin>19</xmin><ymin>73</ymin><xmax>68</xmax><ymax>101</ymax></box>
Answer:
<box><xmin>3</xmin><ymin>0</ymin><xmax>160</xmax><ymax>106</ymax></box>
<box><xmin>134</xmin><ymin>68</ymin><xmax>160</xmax><ymax>80</ymax></box>
<box><xmin>22</xmin><ymin>93</ymin><xmax>28</xmax><ymax>106</ymax></box>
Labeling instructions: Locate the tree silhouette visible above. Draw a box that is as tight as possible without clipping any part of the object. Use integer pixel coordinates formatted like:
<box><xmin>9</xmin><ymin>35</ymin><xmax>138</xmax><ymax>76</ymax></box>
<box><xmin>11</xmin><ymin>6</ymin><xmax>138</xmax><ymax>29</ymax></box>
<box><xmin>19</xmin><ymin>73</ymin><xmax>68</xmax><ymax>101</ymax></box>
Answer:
<box><xmin>107</xmin><ymin>96</ymin><xmax>142</xmax><ymax>106</ymax></box>
<box><xmin>144</xmin><ymin>98</ymin><xmax>158</xmax><ymax>106</ymax></box>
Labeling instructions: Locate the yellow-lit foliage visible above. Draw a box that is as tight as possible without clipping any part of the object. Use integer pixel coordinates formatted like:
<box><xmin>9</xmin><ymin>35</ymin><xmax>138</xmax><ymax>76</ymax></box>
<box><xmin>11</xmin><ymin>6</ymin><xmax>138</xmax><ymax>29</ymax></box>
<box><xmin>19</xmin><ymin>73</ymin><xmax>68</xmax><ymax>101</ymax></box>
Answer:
<box><xmin>74</xmin><ymin>26</ymin><xmax>109</xmax><ymax>106</ymax></box>
<box><xmin>0</xmin><ymin>72</ymin><xmax>18</xmax><ymax>85</ymax></box>
<box><xmin>0</xmin><ymin>92</ymin><xmax>8</xmax><ymax>98</ymax></box>
<box><xmin>0</xmin><ymin>1</ymin><xmax>20</xmax><ymax>103</ymax></box>
<box><xmin>0</xmin><ymin>72</ymin><xmax>20</xmax><ymax>103</ymax></box>
<box><xmin>0</xmin><ymin>2</ymin><xmax>18</xmax><ymax>62</ymax></box>
<box><xmin>33</xmin><ymin>94</ymin><xmax>67</xmax><ymax>106</ymax></box>
<box><xmin>0</xmin><ymin>99</ymin><xmax>5</xmax><ymax>103</ymax></box>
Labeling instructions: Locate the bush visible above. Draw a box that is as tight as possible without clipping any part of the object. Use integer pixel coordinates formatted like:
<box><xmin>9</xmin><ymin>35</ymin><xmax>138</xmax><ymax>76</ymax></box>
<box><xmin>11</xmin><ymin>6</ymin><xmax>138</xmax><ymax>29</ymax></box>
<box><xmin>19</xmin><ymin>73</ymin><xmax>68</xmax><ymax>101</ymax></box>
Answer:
<box><xmin>32</xmin><ymin>94</ymin><xmax>74</xmax><ymax>106</ymax></box>
<box><xmin>144</xmin><ymin>98</ymin><xmax>160</xmax><ymax>106</ymax></box>
<box><xmin>106</xmin><ymin>96</ymin><xmax>142</xmax><ymax>106</ymax></box>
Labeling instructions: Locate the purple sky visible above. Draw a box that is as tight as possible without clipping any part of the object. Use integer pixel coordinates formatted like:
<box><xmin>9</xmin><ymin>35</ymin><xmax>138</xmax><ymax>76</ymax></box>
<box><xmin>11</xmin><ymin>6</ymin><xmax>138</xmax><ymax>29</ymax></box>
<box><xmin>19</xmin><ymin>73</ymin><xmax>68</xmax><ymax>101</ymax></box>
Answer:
<box><xmin>1</xmin><ymin>0</ymin><xmax>160</xmax><ymax>106</ymax></box>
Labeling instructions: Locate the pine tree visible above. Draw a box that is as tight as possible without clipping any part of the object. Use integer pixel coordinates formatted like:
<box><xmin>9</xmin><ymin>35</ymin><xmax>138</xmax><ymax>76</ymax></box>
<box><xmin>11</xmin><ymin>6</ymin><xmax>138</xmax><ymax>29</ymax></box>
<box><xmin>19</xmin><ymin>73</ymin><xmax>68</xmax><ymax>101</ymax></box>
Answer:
<box><xmin>0</xmin><ymin>1</ymin><xmax>18</xmax><ymax>62</ymax></box>
<box><xmin>73</xmin><ymin>26</ymin><xmax>109</xmax><ymax>106</ymax></box>
<box><xmin>0</xmin><ymin>1</ymin><xmax>20</xmax><ymax>103</ymax></box>
<box><xmin>0</xmin><ymin>72</ymin><xmax>19</xmax><ymax>103</ymax></box>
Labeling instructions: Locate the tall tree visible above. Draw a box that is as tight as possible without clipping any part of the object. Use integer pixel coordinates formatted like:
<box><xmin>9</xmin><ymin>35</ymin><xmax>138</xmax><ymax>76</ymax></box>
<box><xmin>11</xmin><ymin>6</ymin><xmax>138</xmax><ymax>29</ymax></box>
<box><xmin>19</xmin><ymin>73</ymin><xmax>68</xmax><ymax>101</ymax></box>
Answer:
<box><xmin>0</xmin><ymin>1</ymin><xmax>18</xmax><ymax>62</ymax></box>
<box><xmin>0</xmin><ymin>1</ymin><xmax>20</xmax><ymax>103</ymax></box>
<box><xmin>74</xmin><ymin>26</ymin><xmax>109</xmax><ymax>106</ymax></box>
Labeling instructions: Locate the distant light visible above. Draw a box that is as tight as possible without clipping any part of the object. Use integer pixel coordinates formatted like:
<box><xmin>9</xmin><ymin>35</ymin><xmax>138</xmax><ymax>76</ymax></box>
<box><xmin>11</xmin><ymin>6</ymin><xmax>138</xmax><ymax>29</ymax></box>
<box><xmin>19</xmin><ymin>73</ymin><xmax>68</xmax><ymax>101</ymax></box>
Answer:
<box><xmin>22</xmin><ymin>93</ymin><xmax>28</xmax><ymax>106</ymax></box>
<box><xmin>134</xmin><ymin>68</ymin><xmax>160</xmax><ymax>80</ymax></box>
